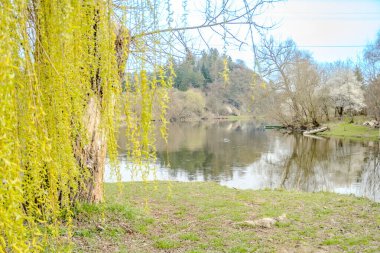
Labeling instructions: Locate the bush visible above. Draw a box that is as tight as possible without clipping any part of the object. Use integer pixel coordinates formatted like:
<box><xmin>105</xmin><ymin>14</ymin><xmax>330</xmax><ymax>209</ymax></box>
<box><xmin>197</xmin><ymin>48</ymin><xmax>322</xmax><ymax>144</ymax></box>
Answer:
<box><xmin>168</xmin><ymin>89</ymin><xmax>206</xmax><ymax>120</ymax></box>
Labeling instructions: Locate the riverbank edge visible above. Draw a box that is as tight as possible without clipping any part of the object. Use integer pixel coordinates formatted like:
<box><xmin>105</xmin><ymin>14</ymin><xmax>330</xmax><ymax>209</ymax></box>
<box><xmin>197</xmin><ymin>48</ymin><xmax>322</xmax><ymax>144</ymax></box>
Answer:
<box><xmin>58</xmin><ymin>181</ymin><xmax>379</xmax><ymax>252</ymax></box>
<box><xmin>316</xmin><ymin>121</ymin><xmax>380</xmax><ymax>141</ymax></box>
<box><xmin>273</xmin><ymin>120</ymin><xmax>380</xmax><ymax>141</ymax></box>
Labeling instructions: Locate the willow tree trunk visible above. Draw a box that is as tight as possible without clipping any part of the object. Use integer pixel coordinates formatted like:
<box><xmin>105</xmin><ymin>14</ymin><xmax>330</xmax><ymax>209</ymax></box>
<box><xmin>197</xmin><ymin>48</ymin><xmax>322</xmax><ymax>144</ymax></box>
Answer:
<box><xmin>76</xmin><ymin>25</ymin><xmax>129</xmax><ymax>203</ymax></box>
<box><xmin>30</xmin><ymin>1</ymin><xmax>128</xmax><ymax>205</ymax></box>
<box><xmin>76</xmin><ymin>97</ymin><xmax>107</xmax><ymax>203</ymax></box>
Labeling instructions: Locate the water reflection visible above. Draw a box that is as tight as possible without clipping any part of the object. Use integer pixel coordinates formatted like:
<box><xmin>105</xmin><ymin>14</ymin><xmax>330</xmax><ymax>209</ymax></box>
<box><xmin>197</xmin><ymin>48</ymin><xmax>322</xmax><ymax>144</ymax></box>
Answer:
<box><xmin>107</xmin><ymin>121</ymin><xmax>380</xmax><ymax>202</ymax></box>
<box><xmin>156</xmin><ymin>121</ymin><xmax>267</xmax><ymax>181</ymax></box>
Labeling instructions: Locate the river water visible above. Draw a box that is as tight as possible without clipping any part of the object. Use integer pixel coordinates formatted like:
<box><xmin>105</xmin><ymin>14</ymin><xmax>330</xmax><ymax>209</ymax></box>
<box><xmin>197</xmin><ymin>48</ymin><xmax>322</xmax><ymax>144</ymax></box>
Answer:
<box><xmin>105</xmin><ymin>121</ymin><xmax>380</xmax><ymax>202</ymax></box>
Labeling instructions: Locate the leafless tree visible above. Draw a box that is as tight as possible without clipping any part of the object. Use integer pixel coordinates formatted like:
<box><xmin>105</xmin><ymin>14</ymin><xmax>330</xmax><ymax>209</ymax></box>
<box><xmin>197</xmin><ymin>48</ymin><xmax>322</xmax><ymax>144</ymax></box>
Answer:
<box><xmin>256</xmin><ymin>37</ymin><xmax>324</xmax><ymax>128</ymax></box>
<box><xmin>363</xmin><ymin>31</ymin><xmax>380</xmax><ymax>83</ymax></box>
<box><xmin>363</xmin><ymin>31</ymin><xmax>380</xmax><ymax>120</ymax></box>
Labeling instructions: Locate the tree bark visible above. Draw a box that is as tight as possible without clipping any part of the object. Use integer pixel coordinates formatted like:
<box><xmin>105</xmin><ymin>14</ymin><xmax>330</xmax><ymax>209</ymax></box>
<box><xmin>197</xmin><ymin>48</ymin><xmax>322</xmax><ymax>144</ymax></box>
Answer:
<box><xmin>75</xmin><ymin>96</ymin><xmax>107</xmax><ymax>203</ymax></box>
<box><xmin>335</xmin><ymin>106</ymin><xmax>343</xmax><ymax>119</ymax></box>
<box><xmin>75</xmin><ymin>25</ymin><xmax>129</xmax><ymax>203</ymax></box>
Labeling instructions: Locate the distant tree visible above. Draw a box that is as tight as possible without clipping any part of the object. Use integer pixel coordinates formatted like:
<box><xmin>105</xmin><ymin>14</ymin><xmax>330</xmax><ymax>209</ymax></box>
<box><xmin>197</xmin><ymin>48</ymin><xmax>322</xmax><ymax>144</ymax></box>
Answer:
<box><xmin>354</xmin><ymin>65</ymin><xmax>364</xmax><ymax>83</ymax></box>
<box><xmin>198</xmin><ymin>49</ymin><xmax>225</xmax><ymax>82</ymax></box>
<box><xmin>256</xmin><ymin>37</ymin><xmax>324</xmax><ymax>128</ymax></box>
<box><xmin>363</xmin><ymin>31</ymin><xmax>380</xmax><ymax>82</ymax></box>
<box><xmin>224</xmin><ymin>67</ymin><xmax>256</xmax><ymax>111</ymax></box>
<box><xmin>363</xmin><ymin>31</ymin><xmax>380</xmax><ymax>120</ymax></box>
<box><xmin>201</xmin><ymin>63</ymin><xmax>213</xmax><ymax>85</ymax></box>
<box><xmin>174</xmin><ymin>49</ymin><xmax>234</xmax><ymax>90</ymax></box>
<box><xmin>365</xmin><ymin>78</ymin><xmax>380</xmax><ymax>120</ymax></box>
<box><xmin>174</xmin><ymin>60</ymin><xmax>205</xmax><ymax>90</ymax></box>
<box><xmin>327</xmin><ymin>68</ymin><xmax>365</xmax><ymax>121</ymax></box>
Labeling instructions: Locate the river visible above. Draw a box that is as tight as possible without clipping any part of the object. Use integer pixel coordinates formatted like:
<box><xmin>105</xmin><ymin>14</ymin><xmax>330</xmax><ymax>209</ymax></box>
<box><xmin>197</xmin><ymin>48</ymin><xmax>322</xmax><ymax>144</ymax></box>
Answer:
<box><xmin>105</xmin><ymin>121</ymin><xmax>380</xmax><ymax>202</ymax></box>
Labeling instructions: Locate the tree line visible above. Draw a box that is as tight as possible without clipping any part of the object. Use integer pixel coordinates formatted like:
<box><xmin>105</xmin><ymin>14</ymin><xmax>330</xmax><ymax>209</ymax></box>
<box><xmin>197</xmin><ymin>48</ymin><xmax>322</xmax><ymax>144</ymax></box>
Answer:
<box><xmin>130</xmin><ymin>48</ymin><xmax>269</xmax><ymax>120</ymax></box>
<box><xmin>161</xmin><ymin>32</ymin><xmax>380</xmax><ymax>129</ymax></box>
<box><xmin>256</xmin><ymin>34</ymin><xmax>379</xmax><ymax>129</ymax></box>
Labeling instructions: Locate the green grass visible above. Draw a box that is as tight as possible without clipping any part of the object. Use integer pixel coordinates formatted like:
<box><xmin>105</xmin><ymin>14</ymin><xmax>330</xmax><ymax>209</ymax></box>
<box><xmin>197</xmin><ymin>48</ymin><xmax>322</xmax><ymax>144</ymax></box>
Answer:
<box><xmin>318</xmin><ymin>121</ymin><xmax>380</xmax><ymax>140</ymax></box>
<box><xmin>154</xmin><ymin>239</ymin><xmax>180</xmax><ymax>249</ymax></box>
<box><xmin>62</xmin><ymin>182</ymin><xmax>379</xmax><ymax>252</ymax></box>
<box><xmin>179</xmin><ymin>232</ymin><xmax>200</xmax><ymax>242</ymax></box>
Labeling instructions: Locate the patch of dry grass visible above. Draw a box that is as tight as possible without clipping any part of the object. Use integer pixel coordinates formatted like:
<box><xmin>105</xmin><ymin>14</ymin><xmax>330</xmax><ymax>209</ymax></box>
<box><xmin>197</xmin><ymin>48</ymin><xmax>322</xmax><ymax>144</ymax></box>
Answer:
<box><xmin>67</xmin><ymin>182</ymin><xmax>380</xmax><ymax>252</ymax></box>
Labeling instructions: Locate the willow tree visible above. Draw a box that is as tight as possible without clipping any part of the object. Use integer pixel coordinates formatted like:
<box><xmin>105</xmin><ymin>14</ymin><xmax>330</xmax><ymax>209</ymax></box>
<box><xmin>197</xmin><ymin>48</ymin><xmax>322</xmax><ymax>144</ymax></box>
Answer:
<box><xmin>1</xmin><ymin>0</ymin><xmax>276</xmax><ymax>251</ymax></box>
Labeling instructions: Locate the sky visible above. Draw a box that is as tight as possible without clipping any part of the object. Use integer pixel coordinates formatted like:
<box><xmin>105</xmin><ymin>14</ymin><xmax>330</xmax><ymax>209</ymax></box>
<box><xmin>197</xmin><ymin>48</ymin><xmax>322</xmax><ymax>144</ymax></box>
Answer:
<box><xmin>170</xmin><ymin>0</ymin><xmax>380</xmax><ymax>65</ymax></box>
<box><xmin>256</xmin><ymin>0</ymin><xmax>380</xmax><ymax>63</ymax></box>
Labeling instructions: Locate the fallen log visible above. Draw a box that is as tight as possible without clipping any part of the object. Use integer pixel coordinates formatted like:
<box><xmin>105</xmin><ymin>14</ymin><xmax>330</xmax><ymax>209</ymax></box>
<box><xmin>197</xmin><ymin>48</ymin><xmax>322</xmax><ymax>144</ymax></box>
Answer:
<box><xmin>303</xmin><ymin>134</ymin><xmax>327</xmax><ymax>140</ymax></box>
<box><xmin>303</xmin><ymin>126</ymin><xmax>328</xmax><ymax>135</ymax></box>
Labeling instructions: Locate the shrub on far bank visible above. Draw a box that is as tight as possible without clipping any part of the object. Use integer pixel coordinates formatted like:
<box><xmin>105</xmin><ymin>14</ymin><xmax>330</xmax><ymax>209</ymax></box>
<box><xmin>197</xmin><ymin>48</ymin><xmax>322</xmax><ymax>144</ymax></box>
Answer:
<box><xmin>168</xmin><ymin>88</ymin><xmax>206</xmax><ymax>120</ymax></box>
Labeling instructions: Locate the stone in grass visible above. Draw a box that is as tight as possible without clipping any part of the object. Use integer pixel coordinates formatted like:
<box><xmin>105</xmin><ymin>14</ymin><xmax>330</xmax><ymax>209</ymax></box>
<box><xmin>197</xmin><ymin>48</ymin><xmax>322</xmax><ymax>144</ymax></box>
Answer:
<box><xmin>243</xmin><ymin>214</ymin><xmax>287</xmax><ymax>228</ymax></box>
<box><xmin>96</xmin><ymin>225</ymin><xmax>105</xmax><ymax>231</ymax></box>
<box><xmin>363</xmin><ymin>120</ymin><xmax>380</xmax><ymax>128</ymax></box>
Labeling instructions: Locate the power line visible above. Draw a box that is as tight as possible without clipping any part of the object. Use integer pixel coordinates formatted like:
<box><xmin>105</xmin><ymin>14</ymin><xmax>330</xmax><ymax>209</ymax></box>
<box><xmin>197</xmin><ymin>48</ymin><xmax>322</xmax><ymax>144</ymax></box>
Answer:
<box><xmin>297</xmin><ymin>45</ymin><xmax>368</xmax><ymax>48</ymax></box>
<box><xmin>202</xmin><ymin>44</ymin><xmax>373</xmax><ymax>48</ymax></box>
<box><xmin>271</xmin><ymin>12</ymin><xmax>380</xmax><ymax>15</ymax></box>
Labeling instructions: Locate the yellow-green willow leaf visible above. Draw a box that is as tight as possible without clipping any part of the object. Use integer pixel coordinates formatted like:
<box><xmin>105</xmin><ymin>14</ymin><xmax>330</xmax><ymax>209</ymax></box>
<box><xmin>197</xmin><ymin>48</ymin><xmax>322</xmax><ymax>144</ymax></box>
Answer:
<box><xmin>1</xmin><ymin>0</ymin><xmax>171</xmax><ymax>250</ymax></box>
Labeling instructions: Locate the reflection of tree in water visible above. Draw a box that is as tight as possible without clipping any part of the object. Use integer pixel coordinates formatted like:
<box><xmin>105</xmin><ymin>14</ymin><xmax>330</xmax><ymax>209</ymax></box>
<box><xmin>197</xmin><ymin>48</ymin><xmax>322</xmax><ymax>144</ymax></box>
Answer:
<box><xmin>277</xmin><ymin>136</ymin><xmax>374</xmax><ymax>194</ymax></box>
<box><xmin>156</xmin><ymin>121</ymin><xmax>266</xmax><ymax>181</ymax></box>
<box><xmin>158</xmin><ymin>149</ymin><xmax>220</xmax><ymax>181</ymax></box>
<box><xmin>280</xmin><ymin>135</ymin><xmax>332</xmax><ymax>191</ymax></box>
<box><xmin>116</xmin><ymin>121</ymin><xmax>379</xmax><ymax>201</ymax></box>
<box><xmin>360</xmin><ymin>142</ymin><xmax>380</xmax><ymax>202</ymax></box>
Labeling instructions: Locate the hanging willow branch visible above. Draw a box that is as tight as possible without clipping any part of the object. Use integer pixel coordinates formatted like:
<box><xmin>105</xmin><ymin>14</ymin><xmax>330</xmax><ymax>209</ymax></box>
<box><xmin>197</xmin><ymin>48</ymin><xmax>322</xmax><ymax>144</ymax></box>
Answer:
<box><xmin>1</xmin><ymin>0</ymin><xmax>278</xmax><ymax>251</ymax></box>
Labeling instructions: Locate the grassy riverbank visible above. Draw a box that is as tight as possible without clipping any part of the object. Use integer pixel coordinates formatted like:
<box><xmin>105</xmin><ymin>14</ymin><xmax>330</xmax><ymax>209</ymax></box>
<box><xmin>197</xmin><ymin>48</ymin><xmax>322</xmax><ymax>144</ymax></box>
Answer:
<box><xmin>63</xmin><ymin>182</ymin><xmax>379</xmax><ymax>252</ymax></box>
<box><xmin>317</xmin><ymin>121</ymin><xmax>379</xmax><ymax>140</ymax></box>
